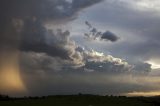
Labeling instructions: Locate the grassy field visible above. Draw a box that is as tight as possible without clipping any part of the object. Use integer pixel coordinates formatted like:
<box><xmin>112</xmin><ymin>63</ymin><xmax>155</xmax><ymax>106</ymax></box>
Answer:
<box><xmin>0</xmin><ymin>95</ymin><xmax>160</xmax><ymax>106</ymax></box>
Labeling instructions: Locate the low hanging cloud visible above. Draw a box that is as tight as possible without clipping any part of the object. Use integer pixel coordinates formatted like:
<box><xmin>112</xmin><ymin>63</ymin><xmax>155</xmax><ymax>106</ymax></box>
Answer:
<box><xmin>20</xmin><ymin>51</ymin><xmax>155</xmax><ymax>96</ymax></box>
<box><xmin>20</xmin><ymin>50</ymin><xmax>154</xmax><ymax>96</ymax></box>
<box><xmin>84</xmin><ymin>21</ymin><xmax>119</xmax><ymax>42</ymax></box>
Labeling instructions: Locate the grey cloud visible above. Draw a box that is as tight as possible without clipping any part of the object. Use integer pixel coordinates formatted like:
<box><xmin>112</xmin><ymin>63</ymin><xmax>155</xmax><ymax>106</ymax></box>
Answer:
<box><xmin>85</xmin><ymin>21</ymin><xmax>92</xmax><ymax>28</ymax></box>
<box><xmin>0</xmin><ymin>0</ymin><xmax>105</xmax><ymax>96</ymax></box>
<box><xmin>17</xmin><ymin>0</ymin><xmax>154</xmax><ymax>75</ymax></box>
<box><xmin>20</xmin><ymin>47</ymin><xmax>133</xmax><ymax>75</ymax></box>
<box><xmin>1</xmin><ymin>0</ymin><xmax>102</xmax><ymax>20</ymax></box>
<box><xmin>84</xmin><ymin>21</ymin><xmax>119</xmax><ymax>42</ymax></box>
<box><xmin>20</xmin><ymin>52</ymin><xmax>64</xmax><ymax>74</ymax></box>
<box><xmin>0</xmin><ymin>0</ymin><xmax>108</xmax><ymax>72</ymax></box>
<box><xmin>0</xmin><ymin>0</ymin><xmax>103</xmax><ymax>56</ymax></box>
<box><xmin>101</xmin><ymin>31</ymin><xmax>119</xmax><ymax>42</ymax></box>
<box><xmin>20</xmin><ymin>21</ymin><xmax>72</xmax><ymax>59</ymax></box>
<box><xmin>20</xmin><ymin>48</ymin><xmax>154</xmax><ymax>96</ymax></box>
<box><xmin>22</xmin><ymin>70</ymin><xmax>160</xmax><ymax>96</ymax></box>
<box><xmin>1</xmin><ymin>0</ymin><xmax>158</xmax><ymax>97</ymax></box>
<box><xmin>84</xmin><ymin>61</ymin><xmax>130</xmax><ymax>73</ymax></box>
<box><xmin>20</xmin><ymin>0</ymin><xmax>160</xmax><ymax>97</ymax></box>
<box><xmin>133</xmin><ymin>62</ymin><xmax>152</xmax><ymax>73</ymax></box>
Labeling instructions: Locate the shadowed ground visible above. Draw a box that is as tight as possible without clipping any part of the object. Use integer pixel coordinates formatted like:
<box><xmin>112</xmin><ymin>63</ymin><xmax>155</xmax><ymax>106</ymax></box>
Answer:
<box><xmin>0</xmin><ymin>95</ymin><xmax>160</xmax><ymax>106</ymax></box>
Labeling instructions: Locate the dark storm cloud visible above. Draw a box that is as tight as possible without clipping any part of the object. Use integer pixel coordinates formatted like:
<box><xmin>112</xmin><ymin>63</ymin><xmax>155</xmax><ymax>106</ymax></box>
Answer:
<box><xmin>0</xmin><ymin>0</ymin><xmax>103</xmax><ymax>20</ymax></box>
<box><xmin>84</xmin><ymin>21</ymin><xmax>119</xmax><ymax>42</ymax></box>
<box><xmin>19</xmin><ymin>20</ymin><xmax>72</xmax><ymax>59</ymax></box>
<box><xmin>0</xmin><ymin>0</ymin><xmax>103</xmax><ymax>57</ymax></box>
<box><xmin>1</xmin><ymin>0</ymin><xmax>158</xmax><ymax>97</ymax></box>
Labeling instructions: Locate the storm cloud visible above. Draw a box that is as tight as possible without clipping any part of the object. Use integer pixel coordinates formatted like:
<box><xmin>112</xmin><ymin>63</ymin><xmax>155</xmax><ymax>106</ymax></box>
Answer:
<box><xmin>0</xmin><ymin>0</ymin><xmax>103</xmax><ymax>55</ymax></box>
<box><xmin>0</xmin><ymin>0</ymin><xmax>159</xmax><ymax>97</ymax></box>
<box><xmin>0</xmin><ymin>0</ymin><xmax>105</xmax><ymax>96</ymax></box>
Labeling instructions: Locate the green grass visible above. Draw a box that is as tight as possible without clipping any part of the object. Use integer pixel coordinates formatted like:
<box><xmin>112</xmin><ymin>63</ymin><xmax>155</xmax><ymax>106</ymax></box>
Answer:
<box><xmin>0</xmin><ymin>95</ymin><xmax>159</xmax><ymax>106</ymax></box>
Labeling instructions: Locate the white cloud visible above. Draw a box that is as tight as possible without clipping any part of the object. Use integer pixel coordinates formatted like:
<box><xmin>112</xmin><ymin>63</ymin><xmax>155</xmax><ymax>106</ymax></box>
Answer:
<box><xmin>146</xmin><ymin>60</ymin><xmax>160</xmax><ymax>69</ymax></box>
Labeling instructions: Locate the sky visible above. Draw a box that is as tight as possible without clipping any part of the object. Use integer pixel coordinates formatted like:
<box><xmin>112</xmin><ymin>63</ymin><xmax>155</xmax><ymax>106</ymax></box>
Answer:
<box><xmin>0</xmin><ymin>0</ymin><xmax>160</xmax><ymax>97</ymax></box>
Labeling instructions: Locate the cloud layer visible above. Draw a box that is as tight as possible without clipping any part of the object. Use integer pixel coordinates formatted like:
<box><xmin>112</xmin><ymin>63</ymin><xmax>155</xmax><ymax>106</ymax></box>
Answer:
<box><xmin>0</xmin><ymin>0</ymin><xmax>159</xmax><ymax>97</ymax></box>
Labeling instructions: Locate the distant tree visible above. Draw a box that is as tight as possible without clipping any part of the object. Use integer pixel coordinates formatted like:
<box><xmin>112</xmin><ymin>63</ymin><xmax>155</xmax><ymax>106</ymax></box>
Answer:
<box><xmin>0</xmin><ymin>94</ymin><xmax>10</xmax><ymax>100</ymax></box>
